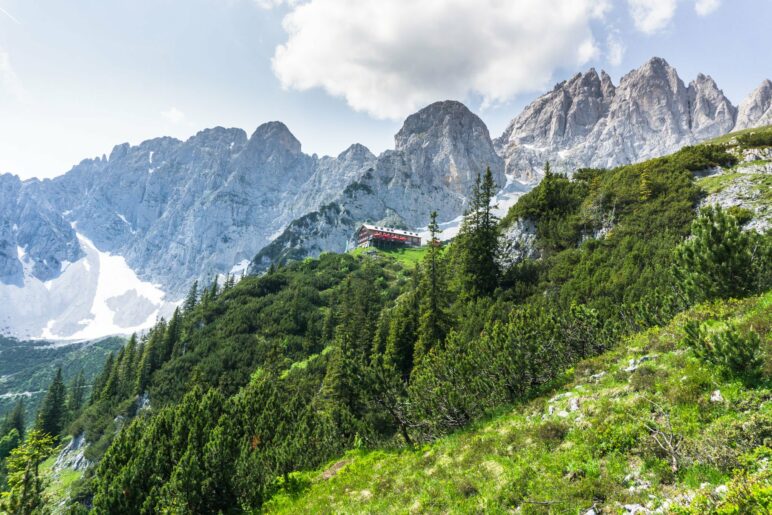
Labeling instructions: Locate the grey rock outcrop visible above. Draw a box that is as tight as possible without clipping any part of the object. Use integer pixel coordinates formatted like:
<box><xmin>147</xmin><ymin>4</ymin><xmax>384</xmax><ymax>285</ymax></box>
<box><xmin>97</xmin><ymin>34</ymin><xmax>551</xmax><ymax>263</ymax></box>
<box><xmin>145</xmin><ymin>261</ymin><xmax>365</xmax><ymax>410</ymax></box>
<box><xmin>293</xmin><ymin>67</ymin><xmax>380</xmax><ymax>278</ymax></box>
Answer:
<box><xmin>495</xmin><ymin>68</ymin><xmax>615</xmax><ymax>181</ymax></box>
<box><xmin>498</xmin><ymin>218</ymin><xmax>540</xmax><ymax>268</ymax></box>
<box><xmin>700</xmin><ymin>147</ymin><xmax>772</xmax><ymax>233</ymax></box>
<box><xmin>54</xmin><ymin>433</ymin><xmax>91</xmax><ymax>472</ymax></box>
<box><xmin>687</xmin><ymin>73</ymin><xmax>737</xmax><ymax>140</ymax></box>
<box><xmin>395</xmin><ymin>100</ymin><xmax>504</xmax><ymax>197</ymax></box>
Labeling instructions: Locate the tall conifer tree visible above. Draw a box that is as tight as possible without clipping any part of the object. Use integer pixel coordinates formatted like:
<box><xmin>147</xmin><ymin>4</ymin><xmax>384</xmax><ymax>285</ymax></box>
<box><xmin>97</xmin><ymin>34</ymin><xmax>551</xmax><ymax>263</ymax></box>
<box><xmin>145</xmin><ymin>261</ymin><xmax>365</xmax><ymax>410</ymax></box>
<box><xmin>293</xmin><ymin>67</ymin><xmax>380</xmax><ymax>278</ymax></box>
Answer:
<box><xmin>36</xmin><ymin>368</ymin><xmax>67</xmax><ymax>438</ymax></box>
<box><xmin>415</xmin><ymin>211</ymin><xmax>450</xmax><ymax>360</ymax></box>
<box><xmin>455</xmin><ymin>167</ymin><xmax>501</xmax><ymax>298</ymax></box>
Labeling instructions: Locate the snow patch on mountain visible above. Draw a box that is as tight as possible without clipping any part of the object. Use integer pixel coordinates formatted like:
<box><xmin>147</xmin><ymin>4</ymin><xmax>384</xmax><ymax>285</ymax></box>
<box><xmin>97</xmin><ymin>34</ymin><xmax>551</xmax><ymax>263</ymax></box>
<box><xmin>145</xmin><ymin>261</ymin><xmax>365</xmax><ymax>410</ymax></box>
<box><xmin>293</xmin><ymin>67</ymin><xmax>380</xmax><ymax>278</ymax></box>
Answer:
<box><xmin>230</xmin><ymin>259</ymin><xmax>251</xmax><ymax>276</ymax></box>
<box><xmin>0</xmin><ymin>233</ymin><xmax>176</xmax><ymax>341</ymax></box>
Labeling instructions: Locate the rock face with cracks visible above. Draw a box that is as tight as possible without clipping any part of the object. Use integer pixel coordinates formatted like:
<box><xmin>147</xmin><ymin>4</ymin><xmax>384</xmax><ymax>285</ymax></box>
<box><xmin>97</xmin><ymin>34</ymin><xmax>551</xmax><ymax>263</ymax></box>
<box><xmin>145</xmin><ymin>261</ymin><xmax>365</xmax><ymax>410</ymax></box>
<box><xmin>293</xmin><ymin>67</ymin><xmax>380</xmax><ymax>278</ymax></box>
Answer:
<box><xmin>494</xmin><ymin>57</ymin><xmax>767</xmax><ymax>182</ymax></box>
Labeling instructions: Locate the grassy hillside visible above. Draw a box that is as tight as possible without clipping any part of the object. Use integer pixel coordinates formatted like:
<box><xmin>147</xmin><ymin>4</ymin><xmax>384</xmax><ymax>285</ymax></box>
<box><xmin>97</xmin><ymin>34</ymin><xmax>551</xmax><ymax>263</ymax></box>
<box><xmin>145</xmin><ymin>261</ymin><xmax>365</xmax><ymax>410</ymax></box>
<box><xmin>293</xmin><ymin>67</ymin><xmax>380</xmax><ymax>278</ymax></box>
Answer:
<box><xmin>695</xmin><ymin>125</ymin><xmax>772</xmax><ymax>231</ymax></box>
<box><xmin>349</xmin><ymin>246</ymin><xmax>430</xmax><ymax>267</ymax></box>
<box><xmin>705</xmin><ymin>125</ymin><xmax>772</xmax><ymax>146</ymax></box>
<box><xmin>266</xmin><ymin>292</ymin><xmax>771</xmax><ymax>514</ymax></box>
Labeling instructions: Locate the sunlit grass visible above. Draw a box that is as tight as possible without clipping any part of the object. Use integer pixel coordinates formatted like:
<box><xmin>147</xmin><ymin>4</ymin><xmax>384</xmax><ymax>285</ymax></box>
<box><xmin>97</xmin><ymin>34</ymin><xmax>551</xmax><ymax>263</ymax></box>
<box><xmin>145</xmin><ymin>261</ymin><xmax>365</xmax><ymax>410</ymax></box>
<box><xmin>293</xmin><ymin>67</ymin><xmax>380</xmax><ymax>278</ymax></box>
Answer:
<box><xmin>265</xmin><ymin>292</ymin><xmax>772</xmax><ymax>514</ymax></box>
<box><xmin>350</xmin><ymin>245</ymin><xmax>431</xmax><ymax>267</ymax></box>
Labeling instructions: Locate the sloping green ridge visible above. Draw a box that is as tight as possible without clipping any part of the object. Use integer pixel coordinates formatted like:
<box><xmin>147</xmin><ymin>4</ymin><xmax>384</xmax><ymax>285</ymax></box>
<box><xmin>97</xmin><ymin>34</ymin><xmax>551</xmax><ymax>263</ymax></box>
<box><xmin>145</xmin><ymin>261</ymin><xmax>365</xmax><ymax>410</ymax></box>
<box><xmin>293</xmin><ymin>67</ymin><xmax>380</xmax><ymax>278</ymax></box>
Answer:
<box><xmin>266</xmin><ymin>292</ymin><xmax>771</xmax><ymax>514</ymax></box>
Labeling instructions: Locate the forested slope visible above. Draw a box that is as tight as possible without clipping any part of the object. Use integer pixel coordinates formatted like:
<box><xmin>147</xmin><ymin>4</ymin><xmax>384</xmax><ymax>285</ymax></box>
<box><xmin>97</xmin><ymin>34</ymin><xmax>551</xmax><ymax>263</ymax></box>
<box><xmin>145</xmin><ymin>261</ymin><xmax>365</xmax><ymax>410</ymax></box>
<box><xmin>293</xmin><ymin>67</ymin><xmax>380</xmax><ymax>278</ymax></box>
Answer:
<box><xmin>1</xmin><ymin>130</ymin><xmax>770</xmax><ymax>513</ymax></box>
<box><xmin>266</xmin><ymin>292</ymin><xmax>772</xmax><ymax>513</ymax></box>
<box><xmin>0</xmin><ymin>336</ymin><xmax>123</xmax><ymax>422</ymax></box>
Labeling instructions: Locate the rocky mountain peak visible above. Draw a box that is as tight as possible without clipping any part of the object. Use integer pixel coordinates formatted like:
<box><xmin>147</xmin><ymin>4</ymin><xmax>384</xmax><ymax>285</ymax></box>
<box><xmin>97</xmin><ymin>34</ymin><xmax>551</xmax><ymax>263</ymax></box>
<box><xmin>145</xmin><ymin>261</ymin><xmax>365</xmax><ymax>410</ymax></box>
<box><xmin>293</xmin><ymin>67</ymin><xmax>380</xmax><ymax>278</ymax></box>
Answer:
<box><xmin>687</xmin><ymin>73</ymin><xmax>737</xmax><ymax>139</ymax></box>
<box><xmin>494</xmin><ymin>66</ymin><xmax>616</xmax><ymax>179</ymax></box>
<box><xmin>109</xmin><ymin>143</ymin><xmax>132</xmax><ymax>161</ymax></box>
<box><xmin>188</xmin><ymin>127</ymin><xmax>247</xmax><ymax>150</ymax></box>
<box><xmin>247</xmin><ymin>121</ymin><xmax>302</xmax><ymax>155</ymax></box>
<box><xmin>736</xmin><ymin>79</ymin><xmax>772</xmax><ymax>130</ymax></box>
<box><xmin>236</xmin><ymin>121</ymin><xmax>313</xmax><ymax>187</ymax></box>
<box><xmin>573</xmin><ymin>68</ymin><xmax>601</xmax><ymax>90</ymax></box>
<box><xmin>395</xmin><ymin>100</ymin><xmax>484</xmax><ymax>150</ymax></box>
<box><xmin>337</xmin><ymin>143</ymin><xmax>375</xmax><ymax>162</ymax></box>
<box><xmin>617</xmin><ymin>57</ymin><xmax>685</xmax><ymax>104</ymax></box>
<box><xmin>495</xmin><ymin>57</ymin><xmax>758</xmax><ymax>181</ymax></box>
<box><xmin>600</xmin><ymin>70</ymin><xmax>615</xmax><ymax>97</ymax></box>
<box><xmin>636</xmin><ymin>56</ymin><xmax>679</xmax><ymax>81</ymax></box>
<box><xmin>394</xmin><ymin>100</ymin><xmax>504</xmax><ymax>194</ymax></box>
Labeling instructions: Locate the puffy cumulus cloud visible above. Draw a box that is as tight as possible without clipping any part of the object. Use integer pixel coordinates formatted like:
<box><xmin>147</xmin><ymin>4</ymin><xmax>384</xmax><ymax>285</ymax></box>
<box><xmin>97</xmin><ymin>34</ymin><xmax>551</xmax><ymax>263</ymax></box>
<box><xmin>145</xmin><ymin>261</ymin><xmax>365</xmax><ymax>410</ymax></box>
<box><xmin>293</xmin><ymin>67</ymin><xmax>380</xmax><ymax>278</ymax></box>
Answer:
<box><xmin>271</xmin><ymin>0</ymin><xmax>609</xmax><ymax>120</ymax></box>
<box><xmin>694</xmin><ymin>0</ymin><xmax>721</xmax><ymax>16</ymax></box>
<box><xmin>627</xmin><ymin>0</ymin><xmax>676</xmax><ymax>33</ymax></box>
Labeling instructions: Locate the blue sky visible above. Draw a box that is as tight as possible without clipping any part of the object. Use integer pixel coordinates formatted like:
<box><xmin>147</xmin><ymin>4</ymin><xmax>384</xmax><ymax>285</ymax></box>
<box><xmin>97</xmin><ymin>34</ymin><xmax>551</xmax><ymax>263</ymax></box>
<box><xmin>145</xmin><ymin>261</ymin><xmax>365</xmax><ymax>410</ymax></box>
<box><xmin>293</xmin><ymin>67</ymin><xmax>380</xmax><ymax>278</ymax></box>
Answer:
<box><xmin>0</xmin><ymin>0</ymin><xmax>770</xmax><ymax>179</ymax></box>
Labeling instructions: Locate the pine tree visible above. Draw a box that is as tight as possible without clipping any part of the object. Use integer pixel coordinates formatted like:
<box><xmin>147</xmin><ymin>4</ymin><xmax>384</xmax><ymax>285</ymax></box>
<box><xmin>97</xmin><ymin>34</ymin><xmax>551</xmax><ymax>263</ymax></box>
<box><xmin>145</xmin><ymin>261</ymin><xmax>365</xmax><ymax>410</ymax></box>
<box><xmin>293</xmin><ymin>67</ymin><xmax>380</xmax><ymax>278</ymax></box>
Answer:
<box><xmin>321</xmin><ymin>298</ymin><xmax>338</xmax><ymax>345</ymax></box>
<box><xmin>0</xmin><ymin>428</ymin><xmax>20</xmax><ymax>462</ymax></box>
<box><xmin>415</xmin><ymin>211</ymin><xmax>450</xmax><ymax>360</ymax></box>
<box><xmin>183</xmin><ymin>280</ymin><xmax>199</xmax><ymax>313</ymax></box>
<box><xmin>684</xmin><ymin>322</ymin><xmax>764</xmax><ymax>386</ymax></box>
<box><xmin>165</xmin><ymin>309</ymin><xmax>182</xmax><ymax>359</ymax></box>
<box><xmin>3</xmin><ymin>400</ymin><xmax>25</xmax><ymax>439</ymax></box>
<box><xmin>455</xmin><ymin>167</ymin><xmax>501</xmax><ymax>298</ymax></box>
<box><xmin>118</xmin><ymin>334</ymin><xmax>139</xmax><ymax>398</ymax></box>
<box><xmin>223</xmin><ymin>273</ymin><xmax>236</xmax><ymax>292</ymax></box>
<box><xmin>200</xmin><ymin>276</ymin><xmax>219</xmax><ymax>310</ymax></box>
<box><xmin>136</xmin><ymin>337</ymin><xmax>157</xmax><ymax>394</ymax></box>
<box><xmin>674</xmin><ymin>205</ymin><xmax>769</xmax><ymax>301</ymax></box>
<box><xmin>100</xmin><ymin>348</ymin><xmax>123</xmax><ymax>402</ymax></box>
<box><xmin>67</xmin><ymin>370</ymin><xmax>87</xmax><ymax>421</ymax></box>
<box><xmin>639</xmin><ymin>168</ymin><xmax>653</xmax><ymax>201</ymax></box>
<box><xmin>0</xmin><ymin>430</ymin><xmax>55</xmax><ymax>514</ymax></box>
<box><xmin>90</xmin><ymin>353</ymin><xmax>115</xmax><ymax>404</ymax></box>
<box><xmin>318</xmin><ymin>332</ymin><xmax>360</xmax><ymax>432</ymax></box>
<box><xmin>383</xmin><ymin>283</ymin><xmax>419</xmax><ymax>378</ymax></box>
<box><xmin>208</xmin><ymin>276</ymin><xmax>219</xmax><ymax>301</ymax></box>
<box><xmin>36</xmin><ymin>368</ymin><xmax>67</xmax><ymax>438</ymax></box>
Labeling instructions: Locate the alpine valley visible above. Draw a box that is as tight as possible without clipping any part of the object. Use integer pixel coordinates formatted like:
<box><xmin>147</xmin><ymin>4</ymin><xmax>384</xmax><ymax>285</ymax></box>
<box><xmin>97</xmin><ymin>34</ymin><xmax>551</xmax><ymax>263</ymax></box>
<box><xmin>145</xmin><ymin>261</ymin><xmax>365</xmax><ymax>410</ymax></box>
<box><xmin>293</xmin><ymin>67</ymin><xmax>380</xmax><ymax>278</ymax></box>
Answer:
<box><xmin>0</xmin><ymin>51</ymin><xmax>771</xmax><ymax>514</ymax></box>
<box><xmin>1</xmin><ymin>57</ymin><xmax>770</xmax><ymax>341</ymax></box>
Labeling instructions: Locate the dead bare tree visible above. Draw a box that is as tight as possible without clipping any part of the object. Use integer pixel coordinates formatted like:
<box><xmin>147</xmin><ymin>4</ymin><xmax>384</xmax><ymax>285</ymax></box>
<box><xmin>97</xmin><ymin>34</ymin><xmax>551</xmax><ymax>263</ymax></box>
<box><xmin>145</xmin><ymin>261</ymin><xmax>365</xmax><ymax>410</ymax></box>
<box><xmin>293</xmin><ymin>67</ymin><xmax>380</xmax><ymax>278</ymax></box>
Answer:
<box><xmin>641</xmin><ymin>396</ymin><xmax>685</xmax><ymax>473</ymax></box>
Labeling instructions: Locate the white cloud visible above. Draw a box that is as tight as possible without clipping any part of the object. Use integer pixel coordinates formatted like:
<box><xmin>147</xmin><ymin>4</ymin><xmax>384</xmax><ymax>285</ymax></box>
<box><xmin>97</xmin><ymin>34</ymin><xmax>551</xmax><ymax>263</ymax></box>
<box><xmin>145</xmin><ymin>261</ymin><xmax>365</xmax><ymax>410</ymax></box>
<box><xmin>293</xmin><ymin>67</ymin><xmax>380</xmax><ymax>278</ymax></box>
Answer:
<box><xmin>271</xmin><ymin>0</ymin><xmax>609</xmax><ymax>120</ymax></box>
<box><xmin>161</xmin><ymin>107</ymin><xmax>186</xmax><ymax>124</ymax></box>
<box><xmin>627</xmin><ymin>0</ymin><xmax>676</xmax><ymax>33</ymax></box>
<box><xmin>606</xmin><ymin>30</ymin><xmax>626</xmax><ymax>66</ymax></box>
<box><xmin>694</xmin><ymin>0</ymin><xmax>720</xmax><ymax>16</ymax></box>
